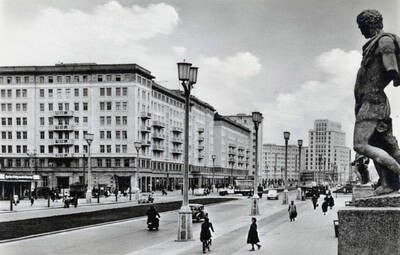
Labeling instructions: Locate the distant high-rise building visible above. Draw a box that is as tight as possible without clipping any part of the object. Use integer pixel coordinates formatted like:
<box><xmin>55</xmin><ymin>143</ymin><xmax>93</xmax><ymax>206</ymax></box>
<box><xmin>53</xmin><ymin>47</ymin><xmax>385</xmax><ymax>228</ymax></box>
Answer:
<box><xmin>305</xmin><ymin>119</ymin><xmax>351</xmax><ymax>184</ymax></box>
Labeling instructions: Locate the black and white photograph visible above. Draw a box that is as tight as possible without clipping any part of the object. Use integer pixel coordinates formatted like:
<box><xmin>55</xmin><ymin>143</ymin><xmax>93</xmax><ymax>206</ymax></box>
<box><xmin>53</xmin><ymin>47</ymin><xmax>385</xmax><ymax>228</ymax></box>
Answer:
<box><xmin>0</xmin><ymin>0</ymin><xmax>399</xmax><ymax>254</ymax></box>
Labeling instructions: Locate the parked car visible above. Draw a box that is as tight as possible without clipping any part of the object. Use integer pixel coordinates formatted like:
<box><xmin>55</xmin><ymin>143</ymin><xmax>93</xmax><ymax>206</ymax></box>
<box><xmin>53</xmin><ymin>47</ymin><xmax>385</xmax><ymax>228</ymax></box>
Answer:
<box><xmin>267</xmin><ymin>189</ymin><xmax>279</xmax><ymax>200</ymax></box>
<box><xmin>138</xmin><ymin>193</ymin><xmax>154</xmax><ymax>203</ymax></box>
<box><xmin>218</xmin><ymin>187</ymin><xmax>235</xmax><ymax>196</ymax></box>
<box><xmin>189</xmin><ymin>203</ymin><xmax>207</xmax><ymax>222</ymax></box>
<box><xmin>194</xmin><ymin>188</ymin><xmax>205</xmax><ymax>196</ymax></box>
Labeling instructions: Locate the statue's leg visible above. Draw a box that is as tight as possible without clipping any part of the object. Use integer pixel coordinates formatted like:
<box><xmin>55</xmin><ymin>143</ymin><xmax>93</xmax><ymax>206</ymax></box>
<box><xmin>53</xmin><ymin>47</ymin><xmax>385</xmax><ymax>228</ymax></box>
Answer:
<box><xmin>379</xmin><ymin>130</ymin><xmax>400</xmax><ymax>191</ymax></box>
<box><xmin>353</xmin><ymin>120</ymin><xmax>400</xmax><ymax>176</ymax></box>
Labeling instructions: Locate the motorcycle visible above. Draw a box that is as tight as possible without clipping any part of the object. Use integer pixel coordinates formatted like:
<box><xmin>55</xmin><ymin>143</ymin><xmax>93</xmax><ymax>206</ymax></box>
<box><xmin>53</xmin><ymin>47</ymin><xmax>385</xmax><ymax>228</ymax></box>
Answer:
<box><xmin>147</xmin><ymin>217</ymin><xmax>159</xmax><ymax>231</ymax></box>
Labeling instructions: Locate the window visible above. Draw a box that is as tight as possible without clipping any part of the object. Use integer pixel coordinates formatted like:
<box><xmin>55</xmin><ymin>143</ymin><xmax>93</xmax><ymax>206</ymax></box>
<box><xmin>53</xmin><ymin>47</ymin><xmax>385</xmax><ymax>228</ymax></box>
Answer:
<box><xmin>58</xmin><ymin>103</ymin><xmax>63</xmax><ymax>111</ymax></box>
<box><xmin>22</xmin><ymin>103</ymin><xmax>27</xmax><ymax>111</ymax></box>
<box><xmin>122</xmin><ymin>145</ymin><xmax>127</xmax><ymax>153</ymax></box>
<box><xmin>115</xmin><ymin>145</ymin><xmax>121</xmax><ymax>153</ymax></box>
<box><xmin>7</xmin><ymin>103</ymin><xmax>11</xmax><ymax>111</ymax></box>
<box><xmin>83</xmin><ymin>75</ymin><xmax>88</xmax><ymax>82</ymax></box>
<box><xmin>57</xmin><ymin>88</ymin><xmax>62</xmax><ymax>97</ymax></box>
<box><xmin>122</xmin><ymin>116</ymin><xmax>127</xmax><ymax>125</ymax></box>
<box><xmin>116</xmin><ymin>75</ymin><xmax>121</xmax><ymax>82</ymax></box>
<box><xmin>98</xmin><ymin>75</ymin><xmax>103</xmax><ymax>82</ymax></box>
<box><xmin>40</xmin><ymin>131</ymin><xmax>45</xmax><ymax>139</ymax></box>
<box><xmin>16</xmin><ymin>132</ymin><xmax>21</xmax><ymax>139</ymax></box>
<box><xmin>100</xmin><ymin>88</ymin><xmax>105</xmax><ymax>96</ymax></box>
<box><xmin>115</xmin><ymin>116</ymin><xmax>121</xmax><ymax>125</ymax></box>
<box><xmin>48</xmin><ymin>103</ymin><xmax>53</xmax><ymax>111</ymax></box>
<box><xmin>1</xmin><ymin>118</ymin><xmax>6</xmax><ymax>126</ymax></box>
<box><xmin>16</xmin><ymin>89</ymin><xmax>21</xmax><ymax>98</ymax></box>
<box><xmin>124</xmin><ymin>158</ymin><xmax>129</xmax><ymax>166</ymax></box>
<box><xmin>65</xmin><ymin>88</ymin><xmax>70</xmax><ymax>97</ymax></box>
<box><xmin>40</xmin><ymin>103</ymin><xmax>44</xmax><ymax>111</ymax></box>
<box><xmin>106</xmin><ymin>88</ymin><xmax>111</xmax><ymax>96</ymax></box>
<box><xmin>22</xmin><ymin>89</ymin><xmax>27</xmax><ymax>97</ymax></box>
<box><xmin>74</xmin><ymin>103</ymin><xmax>79</xmax><ymax>111</ymax></box>
<box><xmin>100</xmin><ymin>116</ymin><xmax>105</xmax><ymax>125</ymax></box>
<box><xmin>39</xmin><ymin>76</ymin><xmax>44</xmax><ymax>83</ymax></box>
<box><xmin>40</xmin><ymin>145</ymin><xmax>45</xmax><ymax>153</ymax></box>
<box><xmin>97</xmin><ymin>159</ymin><xmax>103</xmax><ymax>167</ymax></box>
<box><xmin>122</xmin><ymin>131</ymin><xmax>127</xmax><ymax>139</ymax></box>
<box><xmin>116</xmin><ymin>131</ymin><xmax>120</xmax><ymax>139</ymax></box>
<box><xmin>83</xmin><ymin>117</ymin><xmax>88</xmax><ymax>123</ymax></box>
<box><xmin>74</xmin><ymin>76</ymin><xmax>79</xmax><ymax>83</ymax></box>
<box><xmin>48</xmin><ymin>76</ymin><xmax>53</xmax><ymax>83</ymax></box>
<box><xmin>74</xmin><ymin>117</ymin><xmax>79</xmax><ymax>123</ymax></box>
<box><xmin>116</xmin><ymin>87</ymin><xmax>121</xmax><ymax>96</ymax></box>
<box><xmin>7</xmin><ymin>118</ymin><xmax>12</xmax><ymax>125</ymax></box>
<box><xmin>57</xmin><ymin>76</ymin><xmax>62</xmax><ymax>83</ymax></box>
<box><xmin>100</xmin><ymin>131</ymin><xmax>105</xmax><ymax>139</ymax></box>
<box><xmin>106</xmin><ymin>75</ymin><xmax>111</xmax><ymax>82</ymax></box>
<box><xmin>83</xmin><ymin>103</ymin><xmax>88</xmax><ymax>111</ymax></box>
<box><xmin>106</xmin><ymin>131</ymin><xmax>111</xmax><ymax>139</ymax></box>
<box><xmin>48</xmin><ymin>117</ymin><xmax>53</xmax><ymax>125</ymax></box>
<box><xmin>49</xmin><ymin>131</ymin><xmax>53</xmax><ymax>139</ymax></box>
<box><xmin>106</xmin><ymin>116</ymin><xmax>111</xmax><ymax>125</ymax></box>
<box><xmin>107</xmin><ymin>145</ymin><xmax>111</xmax><ymax>153</ymax></box>
<box><xmin>83</xmin><ymin>88</ymin><xmax>88</xmax><ymax>97</ymax></box>
<box><xmin>16</xmin><ymin>77</ymin><xmax>21</xmax><ymax>83</ymax></box>
<box><xmin>106</xmin><ymin>102</ymin><xmax>112</xmax><ymax>110</ymax></box>
<box><xmin>116</xmin><ymin>102</ymin><xmax>121</xmax><ymax>110</ymax></box>
<box><xmin>106</xmin><ymin>159</ymin><xmax>111</xmax><ymax>167</ymax></box>
<box><xmin>23</xmin><ymin>117</ymin><xmax>27</xmax><ymax>125</ymax></box>
<box><xmin>1</xmin><ymin>90</ymin><xmax>5</xmax><ymax>98</ymax></box>
<box><xmin>66</xmin><ymin>76</ymin><xmax>71</xmax><ymax>83</ymax></box>
<box><xmin>100</xmin><ymin>145</ymin><xmax>105</xmax><ymax>153</ymax></box>
<box><xmin>7</xmin><ymin>89</ymin><xmax>11</xmax><ymax>97</ymax></box>
<box><xmin>115</xmin><ymin>159</ymin><xmax>121</xmax><ymax>167</ymax></box>
<box><xmin>74</xmin><ymin>88</ymin><xmax>79</xmax><ymax>97</ymax></box>
<box><xmin>122</xmin><ymin>102</ymin><xmax>127</xmax><ymax>111</ymax></box>
<box><xmin>16</xmin><ymin>118</ymin><xmax>21</xmax><ymax>126</ymax></box>
<box><xmin>48</xmin><ymin>89</ymin><xmax>53</xmax><ymax>98</ymax></box>
<box><xmin>75</xmin><ymin>145</ymin><xmax>79</xmax><ymax>153</ymax></box>
<box><xmin>40</xmin><ymin>117</ymin><xmax>45</xmax><ymax>125</ymax></box>
<box><xmin>122</xmin><ymin>87</ymin><xmax>128</xmax><ymax>96</ymax></box>
<box><xmin>40</xmin><ymin>89</ymin><xmax>45</xmax><ymax>97</ymax></box>
<box><xmin>74</xmin><ymin>131</ymin><xmax>79</xmax><ymax>139</ymax></box>
<box><xmin>100</xmin><ymin>102</ymin><xmax>105</xmax><ymax>111</ymax></box>
<box><xmin>24</xmin><ymin>76</ymin><xmax>29</xmax><ymax>83</ymax></box>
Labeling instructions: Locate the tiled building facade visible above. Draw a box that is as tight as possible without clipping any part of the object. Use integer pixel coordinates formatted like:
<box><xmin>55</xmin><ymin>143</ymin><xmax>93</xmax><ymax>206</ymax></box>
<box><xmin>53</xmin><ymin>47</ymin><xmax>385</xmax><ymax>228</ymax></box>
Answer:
<box><xmin>0</xmin><ymin>63</ymin><xmax>257</xmax><ymax>198</ymax></box>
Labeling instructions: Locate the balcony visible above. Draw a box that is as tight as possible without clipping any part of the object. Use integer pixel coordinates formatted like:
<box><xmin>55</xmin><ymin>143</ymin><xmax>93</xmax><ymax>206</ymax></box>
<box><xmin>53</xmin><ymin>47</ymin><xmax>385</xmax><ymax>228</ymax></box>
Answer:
<box><xmin>152</xmin><ymin>132</ymin><xmax>165</xmax><ymax>140</ymax></box>
<box><xmin>198</xmin><ymin>136</ymin><xmax>204</xmax><ymax>142</ymax></box>
<box><xmin>152</xmin><ymin>144</ymin><xmax>165</xmax><ymax>151</ymax></box>
<box><xmin>228</xmin><ymin>150</ymin><xmax>236</xmax><ymax>156</ymax></box>
<box><xmin>140</xmin><ymin>112</ymin><xmax>152</xmax><ymax>119</ymax></box>
<box><xmin>172</xmin><ymin>126</ymin><xmax>183</xmax><ymax>133</ymax></box>
<box><xmin>172</xmin><ymin>137</ymin><xmax>183</xmax><ymax>144</ymax></box>
<box><xmin>198</xmin><ymin>145</ymin><xmax>205</xmax><ymax>151</ymax></box>
<box><xmin>229</xmin><ymin>143</ymin><xmax>237</xmax><ymax>148</ymax></box>
<box><xmin>53</xmin><ymin>110</ymin><xmax>74</xmax><ymax>117</ymax></box>
<box><xmin>52</xmin><ymin>139</ymin><xmax>74</xmax><ymax>146</ymax></box>
<box><xmin>228</xmin><ymin>157</ymin><xmax>236</xmax><ymax>163</ymax></box>
<box><xmin>140</xmin><ymin>125</ymin><xmax>151</xmax><ymax>133</ymax></box>
<box><xmin>142</xmin><ymin>140</ymin><xmax>151</xmax><ymax>147</ymax></box>
<box><xmin>50</xmin><ymin>125</ymin><xmax>75</xmax><ymax>131</ymax></box>
<box><xmin>198</xmin><ymin>127</ymin><xmax>204</xmax><ymax>133</ymax></box>
<box><xmin>172</xmin><ymin>148</ymin><xmax>183</xmax><ymax>154</ymax></box>
<box><xmin>54</xmin><ymin>153</ymin><xmax>76</xmax><ymax>158</ymax></box>
<box><xmin>198</xmin><ymin>154</ymin><xmax>205</xmax><ymax>159</ymax></box>
<box><xmin>152</xmin><ymin>120</ymin><xmax>165</xmax><ymax>128</ymax></box>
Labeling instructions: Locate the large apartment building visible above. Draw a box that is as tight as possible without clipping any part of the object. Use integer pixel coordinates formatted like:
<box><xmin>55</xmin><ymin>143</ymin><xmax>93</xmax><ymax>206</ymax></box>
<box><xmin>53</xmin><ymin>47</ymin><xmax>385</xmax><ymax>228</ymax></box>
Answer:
<box><xmin>0</xmin><ymin>63</ymin><xmax>255</xmax><ymax>199</ymax></box>
<box><xmin>262</xmin><ymin>144</ymin><xmax>307</xmax><ymax>186</ymax></box>
<box><xmin>304</xmin><ymin>119</ymin><xmax>351</xmax><ymax>184</ymax></box>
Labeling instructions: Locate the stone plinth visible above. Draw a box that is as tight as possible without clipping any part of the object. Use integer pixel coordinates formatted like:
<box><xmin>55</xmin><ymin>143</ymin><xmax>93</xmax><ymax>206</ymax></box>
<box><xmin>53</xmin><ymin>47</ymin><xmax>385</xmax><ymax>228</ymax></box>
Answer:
<box><xmin>338</xmin><ymin>208</ymin><xmax>400</xmax><ymax>255</ymax></box>
<box><xmin>250</xmin><ymin>196</ymin><xmax>259</xmax><ymax>215</ymax></box>
<box><xmin>177</xmin><ymin>205</ymin><xmax>193</xmax><ymax>241</ymax></box>
<box><xmin>352</xmin><ymin>184</ymin><xmax>374</xmax><ymax>202</ymax></box>
<box><xmin>354</xmin><ymin>193</ymin><xmax>400</xmax><ymax>207</ymax></box>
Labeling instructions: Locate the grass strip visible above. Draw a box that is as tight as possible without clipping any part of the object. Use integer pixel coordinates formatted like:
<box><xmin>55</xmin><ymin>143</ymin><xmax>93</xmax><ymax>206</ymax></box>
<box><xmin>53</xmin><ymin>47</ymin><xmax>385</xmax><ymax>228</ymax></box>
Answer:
<box><xmin>0</xmin><ymin>197</ymin><xmax>235</xmax><ymax>241</ymax></box>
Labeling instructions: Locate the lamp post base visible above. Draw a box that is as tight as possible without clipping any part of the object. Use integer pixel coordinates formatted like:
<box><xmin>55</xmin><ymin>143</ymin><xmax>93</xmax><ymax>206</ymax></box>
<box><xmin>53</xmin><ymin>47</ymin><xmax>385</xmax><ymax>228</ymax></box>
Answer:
<box><xmin>282</xmin><ymin>189</ymin><xmax>289</xmax><ymax>205</ymax></box>
<box><xmin>177</xmin><ymin>205</ymin><xmax>193</xmax><ymax>241</ymax></box>
<box><xmin>296</xmin><ymin>187</ymin><xmax>302</xmax><ymax>200</ymax></box>
<box><xmin>86</xmin><ymin>191</ymin><xmax>92</xmax><ymax>203</ymax></box>
<box><xmin>250</xmin><ymin>196</ymin><xmax>260</xmax><ymax>215</ymax></box>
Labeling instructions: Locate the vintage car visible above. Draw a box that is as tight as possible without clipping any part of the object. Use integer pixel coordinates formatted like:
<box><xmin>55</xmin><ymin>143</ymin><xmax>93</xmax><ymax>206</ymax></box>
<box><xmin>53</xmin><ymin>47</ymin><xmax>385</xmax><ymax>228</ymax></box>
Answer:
<box><xmin>189</xmin><ymin>203</ymin><xmax>207</xmax><ymax>222</ymax></box>
<box><xmin>138</xmin><ymin>192</ymin><xmax>154</xmax><ymax>203</ymax></box>
<box><xmin>267</xmin><ymin>189</ymin><xmax>279</xmax><ymax>200</ymax></box>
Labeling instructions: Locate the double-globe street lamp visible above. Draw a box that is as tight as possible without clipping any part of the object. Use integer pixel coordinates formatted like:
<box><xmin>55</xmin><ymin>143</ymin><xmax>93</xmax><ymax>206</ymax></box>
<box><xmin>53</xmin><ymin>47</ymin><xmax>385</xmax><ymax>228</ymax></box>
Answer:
<box><xmin>251</xmin><ymin>111</ymin><xmax>262</xmax><ymax>216</ymax></box>
<box><xmin>84</xmin><ymin>132</ymin><xmax>94</xmax><ymax>203</ymax></box>
<box><xmin>296</xmin><ymin>139</ymin><xmax>303</xmax><ymax>200</ymax></box>
<box><xmin>282</xmin><ymin>131</ymin><xmax>290</xmax><ymax>205</ymax></box>
<box><xmin>177</xmin><ymin>60</ymin><xmax>198</xmax><ymax>241</ymax></box>
<box><xmin>134</xmin><ymin>141</ymin><xmax>142</xmax><ymax>200</ymax></box>
<box><xmin>26</xmin><ymin>149</ymin><xmax>38</xmax><ymax>199</ymax></box>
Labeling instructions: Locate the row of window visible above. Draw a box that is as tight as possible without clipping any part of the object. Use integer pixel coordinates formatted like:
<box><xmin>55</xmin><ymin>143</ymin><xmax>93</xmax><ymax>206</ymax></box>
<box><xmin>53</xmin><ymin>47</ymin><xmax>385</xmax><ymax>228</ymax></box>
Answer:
<box><xmin>39</xmin><ymin>116</ymin><xmax>88</xmax><ymax>125</ymax></box>
<box><xmin>1</xmin><ymin>103</ymin><xmax>28</xmax><ymax>112</ymax></box>
<box><xmin>1</xmin><ymin>145</ymin><xmax>28</xmax><ymax>153</ymax></box>
<box><xmin>0</xmin><ymin>73</ymin><xmax>151</xmax><ymax>86</ymax></box>
<box><xmin>40</xmin><ymin>102</ymin><xmax>88</xmax><ymax>112</ymax></box>
<box><xmin>40</xmin><ymin>131</ymin><xmax>88</xmax><ymax>140</ymax></box>
<box><xmin>99</xmin><ymin>130</ymin><xmax>128</xmax><ymax>139</ymax></box>
<box><xmin>99</xmin><ymin>101</ymin><xmax>128</xmax><ymax>111</ymax></box>
<box><xmin>1</xmin><ymin>131</ymin><xmax>28</xmax><ymax>139</ymax></box>
<box><xmin>100</xmin><ymin>144</ymin><xmax>128</xmax><ymax>153</ymax></box>
<box><xmin>0</xmin><ymin>89</ymin><xmax>27</xmax><ymax>98</ymax></box>
<box><xmin>1</xmin><ymin>117</ymin><xmax>28</xmax><ymax>126</ymax></box>
<box><xmin>99</xmin><ymin>87</ymin><xmax>128</xmax><ymax>96</ymax></box>
<box><xmin>39</xmin><ymin>88</ymin><xmax>88</xmax><ymax>98</ymax></box>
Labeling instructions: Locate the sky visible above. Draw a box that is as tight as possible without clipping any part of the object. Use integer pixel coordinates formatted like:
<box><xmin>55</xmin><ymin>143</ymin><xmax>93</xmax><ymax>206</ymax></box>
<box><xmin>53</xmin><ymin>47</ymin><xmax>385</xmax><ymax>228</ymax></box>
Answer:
<box><xmin>0</xmin><ymin>0</ymin><xmax>399</xmax><ymax>148</ymax></box>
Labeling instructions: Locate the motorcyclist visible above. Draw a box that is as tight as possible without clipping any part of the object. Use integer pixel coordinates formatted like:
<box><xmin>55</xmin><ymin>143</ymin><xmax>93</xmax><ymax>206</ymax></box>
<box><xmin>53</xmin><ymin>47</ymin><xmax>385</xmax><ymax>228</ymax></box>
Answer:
<box><xmin>146</xmin><ymin>205</ymin><xmax>160</xmax><ymax>229</ymax></box>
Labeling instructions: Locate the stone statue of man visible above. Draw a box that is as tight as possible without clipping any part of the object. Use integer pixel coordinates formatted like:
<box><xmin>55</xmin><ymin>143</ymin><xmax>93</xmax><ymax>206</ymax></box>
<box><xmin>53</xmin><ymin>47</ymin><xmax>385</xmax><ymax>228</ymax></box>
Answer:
<box><xmin>353</xmin><ymin>9</ymin><xmax>400</xmax><ymax>195</ymax></box>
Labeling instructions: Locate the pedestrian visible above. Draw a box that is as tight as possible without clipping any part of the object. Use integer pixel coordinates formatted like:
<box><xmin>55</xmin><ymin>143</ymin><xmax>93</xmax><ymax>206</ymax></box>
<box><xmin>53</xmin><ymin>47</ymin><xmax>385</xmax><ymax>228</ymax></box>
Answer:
<box><xmin>322</xmin><ymin>200</ymin><xmax>328</xmax><ymax>215</ymax></box>
<box><xmin>288</xmin><ymin>201</ymin><xmax>297</xmax><ymax>222</ymax></box>
<box><xmin>30</xmin><ymin>196</ymin><xmax>34</xmax><ymax>206</ymax></box>
<box><xmin>247</xmin><ymin>217</ymin><xmax>261</xmax><ymax>251</ymax></box>
<box><xmin>312</xmin><ymin>193</ymin><xmax>318</xmax><ymax>210</ymax></box>
<box><xmin>73</xmin><ymin>195</ymin><xmax>78</xmax><ymax>208</ymax></box>
<box><xmin>257</xmin><ymin>184</ymin><xmax>263</xmax><ymax>198</ymax></box>
<box><xmin>200</xmin><ymin>217</ymin><xmax>214</xmax><ymax>253</ymax></box>
<box><xmin>162</xmin><ymin>187</ymin><xmax>167</xmax><ymax>196</ymax></box>
<box><xmin>327</xmin><ymin>194</ymin><xmax>335</xmax><ymax>209</ymax></box>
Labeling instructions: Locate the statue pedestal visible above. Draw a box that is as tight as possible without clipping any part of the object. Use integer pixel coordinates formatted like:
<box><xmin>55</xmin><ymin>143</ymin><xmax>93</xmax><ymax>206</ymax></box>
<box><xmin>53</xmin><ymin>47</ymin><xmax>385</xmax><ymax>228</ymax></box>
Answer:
<box><xmin>338</xmin><ymin>194</ymin><xmax>400</xmax><ymax>255</ymax></box>
<box><xmin>352</xmin><ymin>184</ymin><xmax>374</xmax><ymax>202</ymax></box>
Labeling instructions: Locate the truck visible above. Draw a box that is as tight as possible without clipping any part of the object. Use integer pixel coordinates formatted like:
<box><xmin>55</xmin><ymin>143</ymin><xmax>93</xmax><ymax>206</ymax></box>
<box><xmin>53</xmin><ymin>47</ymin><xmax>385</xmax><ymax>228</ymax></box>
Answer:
<box><xmin>234</xmin><ymin>179</ymin><xmax>254</xmax><ymax>196</ymax></box>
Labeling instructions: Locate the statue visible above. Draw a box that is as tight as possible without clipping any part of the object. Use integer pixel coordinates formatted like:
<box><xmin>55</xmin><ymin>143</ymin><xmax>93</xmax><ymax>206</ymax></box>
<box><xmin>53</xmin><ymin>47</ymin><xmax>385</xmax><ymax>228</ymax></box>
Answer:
<box><xmin>353</xmin><ymin>9</ymin><xmax>400</xmax><ymax>195</ymax></box>
<box><xmin>351</xmin><ymin>154</ymin><xmax>371</xmax><ymax>185</ymax></box>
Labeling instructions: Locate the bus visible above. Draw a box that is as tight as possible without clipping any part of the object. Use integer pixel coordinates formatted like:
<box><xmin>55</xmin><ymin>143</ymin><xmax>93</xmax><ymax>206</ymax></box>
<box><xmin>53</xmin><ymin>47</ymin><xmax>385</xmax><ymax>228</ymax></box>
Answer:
<box><xmin>234</xmin><ymin>179</ymin><xmax>254</xmax><ymax>196</ymax></box>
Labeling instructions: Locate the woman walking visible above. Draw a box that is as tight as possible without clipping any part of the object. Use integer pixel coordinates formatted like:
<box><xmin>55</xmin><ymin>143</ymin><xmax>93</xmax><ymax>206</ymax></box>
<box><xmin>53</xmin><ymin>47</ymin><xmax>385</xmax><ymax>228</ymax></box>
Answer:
<box><xmin>247</xmin><ymin>217</ymin><xmax>261</xmax><ymax>251</ymax></box>
<box><xmin>288</xmin><ymin>201</ymin><xmax>297</xmax><ymax>222</ymax></box>
<box><xmin>200</xmin><ymin>217</ymin><xmax>214</xmax><ymax>253</ymax></box>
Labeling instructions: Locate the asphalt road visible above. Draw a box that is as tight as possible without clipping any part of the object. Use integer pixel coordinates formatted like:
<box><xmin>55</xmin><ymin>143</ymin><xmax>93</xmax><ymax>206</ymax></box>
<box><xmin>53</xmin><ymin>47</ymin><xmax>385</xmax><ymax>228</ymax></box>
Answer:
<box><xmin>0</xmin><ymin>192</ymin><xmax>301</xmax><ymax>255</ymax></box>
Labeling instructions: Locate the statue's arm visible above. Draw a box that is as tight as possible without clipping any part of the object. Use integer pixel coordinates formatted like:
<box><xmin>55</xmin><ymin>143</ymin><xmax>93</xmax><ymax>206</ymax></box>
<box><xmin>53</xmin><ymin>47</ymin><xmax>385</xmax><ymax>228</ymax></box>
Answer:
<box><xmin>379</xmin><ymin>36</ymin><xmax>400</xmax><ymax>86</ymax></box>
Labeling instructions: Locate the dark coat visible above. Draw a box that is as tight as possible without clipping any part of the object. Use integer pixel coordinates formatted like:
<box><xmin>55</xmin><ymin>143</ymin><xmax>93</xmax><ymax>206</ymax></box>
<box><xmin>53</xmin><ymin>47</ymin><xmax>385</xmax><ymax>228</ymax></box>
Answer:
<box><xmin>247</xmin><ymin>222</ymin><xmax>260</xmax><ymax>244</ymax></box>
<box><xmin>200</xmin><ymin>222</ymin><xmax>214</xmax><ymax>242</ymax></box>
<box><xmin>322</xmin><ymin>201</ymin><xmax>328</xmax><ymax>213</ymax></box>
<box><xmin>288</xmin><ymin>204</ymin><xmax>297</xmax><ymax>219</ymax></box>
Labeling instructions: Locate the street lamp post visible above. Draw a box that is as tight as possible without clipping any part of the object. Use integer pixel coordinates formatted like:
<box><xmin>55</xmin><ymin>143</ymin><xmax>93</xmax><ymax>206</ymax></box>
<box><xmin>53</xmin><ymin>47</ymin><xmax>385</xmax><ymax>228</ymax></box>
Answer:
<box><xmin>212</xmin><ymin>155</ymin><xmax>216</xmax><ymax>191</ymax></box>
<box><xmin>84</xmin><ymin>133</ymin><xmax>94</xmax><ymax>203</ymax></box>
<box><xmin>282</xmin><ymin>131</ymin><xmax>290</xmax><ymax>205</ymax></box>
<box><xmin>177</xmin><ymin>60</ymin><xmax>198</xmax><ymax>241</ymax></box>
<box><xmin>318</xmin><ymin>154</ymin><xmax>322</xmax><ymax>185</ymax></box>
<box><xmin>296</xmin><ymin>139</ymin><xmax>303</xmax><ymax>200</ymax></box>
<box><xmin>251</xmin><ymin>111</ymin><xmax>262</xmax><ymax>215</ymax></box>
<box><xmin>27</xmin><ymin>150</ymin><xmax>38</xmax><ymax>199</ymax></box>
<box><xmin>134</xmin><ymin>141</ymin><xmax>142</xmax><ymax>200</ymax></box>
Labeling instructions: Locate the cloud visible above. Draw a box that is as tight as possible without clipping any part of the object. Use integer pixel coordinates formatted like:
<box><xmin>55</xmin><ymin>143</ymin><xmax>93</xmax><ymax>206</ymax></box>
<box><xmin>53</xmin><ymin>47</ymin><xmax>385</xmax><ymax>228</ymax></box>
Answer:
<box><xmin>172</xmin><ymin>46</ymin><xmax>187</xmax><ymax>57</ymax></box>
<box><xmin>261</xmin><ymin>48</ymin><xmax>362</xmax><ymax>148</ymax></box>
<box><xmin>0</xmin><ymin>1</ymin><xmax>179</xmax><ymax>65</ymax></box>
<box><xmin>191</xmin><ymin>52</ymin><xmax>262</xmax><ymax>112</ymax></box>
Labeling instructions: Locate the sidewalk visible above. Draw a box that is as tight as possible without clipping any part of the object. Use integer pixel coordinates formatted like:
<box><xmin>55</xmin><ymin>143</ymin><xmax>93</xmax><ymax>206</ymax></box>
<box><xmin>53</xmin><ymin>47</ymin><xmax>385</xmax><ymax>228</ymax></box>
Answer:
<box><xmin>0</xmin><ymin>190</ymin><xmax>209</xmax><ymax>222</ymax></box>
